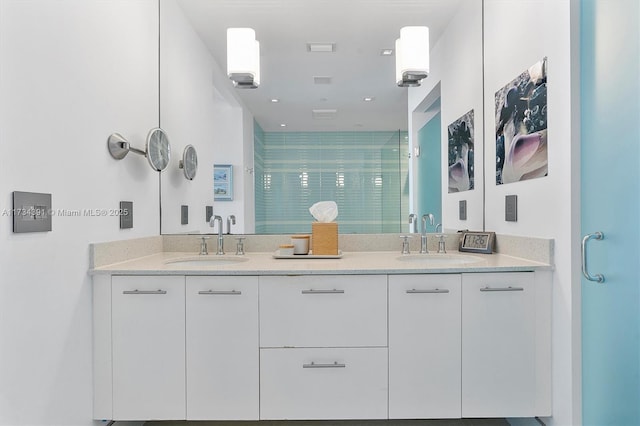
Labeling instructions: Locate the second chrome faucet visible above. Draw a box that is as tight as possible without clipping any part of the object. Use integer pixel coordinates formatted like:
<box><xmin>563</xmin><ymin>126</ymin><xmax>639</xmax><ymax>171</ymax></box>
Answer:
<box><xmin>209</xmin><ymin>215</ymin><xmax>225</xmax><ymax>255</ymax></box>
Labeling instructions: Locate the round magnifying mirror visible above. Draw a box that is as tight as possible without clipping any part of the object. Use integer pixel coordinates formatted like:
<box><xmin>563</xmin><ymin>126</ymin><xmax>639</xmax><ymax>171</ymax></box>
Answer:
<box><xmin>180</xmin><ymin>145</ymin><xmax>198</xmax><ymax>180</ymax></box>
<box><xmin>146</xmin><ymin>128</ymin><xmax>171</xmax><ymax>171</ymax></box>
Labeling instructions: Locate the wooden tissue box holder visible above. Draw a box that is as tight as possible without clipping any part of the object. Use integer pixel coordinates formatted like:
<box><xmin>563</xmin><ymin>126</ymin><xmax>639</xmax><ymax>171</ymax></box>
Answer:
<box><xmin>311</xmin><ymin>222</ymin><xmax>338</xmax><ymax>255</ymax></box>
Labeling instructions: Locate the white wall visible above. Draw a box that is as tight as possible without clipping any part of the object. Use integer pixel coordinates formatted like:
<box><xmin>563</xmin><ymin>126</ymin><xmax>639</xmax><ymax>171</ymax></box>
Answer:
<box><xmin>0</xmin><ymin>1</ymin><xmax>159</xmax><ymax>425</ymax></box>
<box><xmin>483</xmin><ymin>1</ymin><xmax>578</xmax><ymax>425</ymax></box>
<box><xmin>408</xmin><ymin>0</ymin><xmax>484</xmax><ymax>232</ymax></box>
<box><xmin>160</xmin><ymin>0</ymin><xmax>255</xmax><ymax>235</ymax></box>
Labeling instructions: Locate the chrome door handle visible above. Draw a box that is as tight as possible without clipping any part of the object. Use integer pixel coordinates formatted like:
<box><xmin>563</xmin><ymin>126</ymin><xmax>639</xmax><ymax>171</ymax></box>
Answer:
<box><xmin>301</xmin><ymin>289</ymin><xmax>345</xmax><ymax>294</ymax></box>
<box><xmin>582</xmin><ymin>231</ymin><xmax>605</xmax><ymax>283</ymax></box>
<box><xmin>406</xmin><ymin>288</ymin><xmax>449</xmax><ymax>294</ymax></box>
<box><xmin>122</xmin><ymin>289</ymin><xmax>167</xmax><ymax>295</ymax></box>
<box><xmin>480</xmin><ymin>286</ymin><xmax>524</xmax><ymax>292</ymax></box>
<box><xmin>198</xmin><ymin>290</ymin><xmax>242</xmax><ymax>295</ymax></box>
<box><xmin>303</xmin><ymin>361</ymin><xmax>346</xmax><ymax>369</ymax></box>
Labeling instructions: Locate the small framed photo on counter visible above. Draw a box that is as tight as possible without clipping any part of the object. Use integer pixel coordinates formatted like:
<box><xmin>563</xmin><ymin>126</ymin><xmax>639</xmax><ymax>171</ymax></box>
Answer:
<box><xmin>459</xmin><ymin>231</ymin><xmax>495</xmax><ymax>254</ymax></box>
<box><xmin>214</xmin><ymin>164</ymin><xmax>233</xmax><ymax>201</ymax></box>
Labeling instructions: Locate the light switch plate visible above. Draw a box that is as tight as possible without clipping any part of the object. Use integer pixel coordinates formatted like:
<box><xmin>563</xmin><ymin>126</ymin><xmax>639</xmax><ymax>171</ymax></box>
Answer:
<box><xmin>459</xmin><ymin>200</ymin><xmax>467</xmax><ymax>221</ymax></box>
<box><xmin>12</xmin><ymin>191</ymin><xmax>52</xmax><ymax>233</ymax></box>
<box><xmin>205</xmin><ymin>206</ymin><xmax>213</xmax><ymax>223</ymax></box>
<box><xmin>120</xmin><ymin>201</ymin><xmax>133</xmax><ymax>229</ymax></box>
<box><xmin>181</xmin><ymin>205</ymin><xmax>189</xmax><ymax>225</ymax></box>
<box><xmin>506</xmin><ymin>195</ymin><xmax>518</xmax><ymax>222</ymax></box>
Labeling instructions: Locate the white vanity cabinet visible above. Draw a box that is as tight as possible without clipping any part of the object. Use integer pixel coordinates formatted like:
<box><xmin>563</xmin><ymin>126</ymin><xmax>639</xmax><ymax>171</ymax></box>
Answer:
<box><xmin>185</xmin><ymin>276</ymin><xmax>259</xmax><ymax>420</ymax></box>
<box><xmin>461</xmin><ymin>272</ymin><xmax>550</xmax><ymax>417</ymax></box>
<box><xmin>388</xmin><ymin>274</ymin><xmax>462</xmax><ymax>419</ymax></box>
<box><xmin>258</xmin><ymin>275</ymin><xmax>388</xmax><ymax>420</ymax></box>
<box><xmin>111</xmin><ymin>275</ymin><xmax>186</xmax><ymax>421</ymax></box>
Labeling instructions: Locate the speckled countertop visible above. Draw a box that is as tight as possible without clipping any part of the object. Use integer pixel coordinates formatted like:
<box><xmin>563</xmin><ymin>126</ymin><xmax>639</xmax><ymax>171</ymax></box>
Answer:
<box><xmin>90</xmin><ymin>250</ymin><xmax>550</xmax><ymax>276</ymax></box>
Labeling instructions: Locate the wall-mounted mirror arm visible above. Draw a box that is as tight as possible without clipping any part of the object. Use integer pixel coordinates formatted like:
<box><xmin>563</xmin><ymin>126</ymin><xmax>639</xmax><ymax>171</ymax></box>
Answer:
<box><xmin>108</xmin><ymin>128</ymin><xmax>171</xmax><ymax>172</ymax></box>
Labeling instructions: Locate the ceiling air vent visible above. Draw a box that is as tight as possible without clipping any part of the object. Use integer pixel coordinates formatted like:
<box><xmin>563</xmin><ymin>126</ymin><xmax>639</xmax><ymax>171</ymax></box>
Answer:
<box><xmin>313</xmin><ymin>76</ymin><xmax>332</xmax><ymax>85</ymax></box>
<box><xmin>307</xmin><ymin>42</ymin><xmax>336</xmax><ymax>53</ymax></box>
<box><xmin>312</xmin><ymin>109</ymin><xmax>338</xmax><ymax>120</ymax></box>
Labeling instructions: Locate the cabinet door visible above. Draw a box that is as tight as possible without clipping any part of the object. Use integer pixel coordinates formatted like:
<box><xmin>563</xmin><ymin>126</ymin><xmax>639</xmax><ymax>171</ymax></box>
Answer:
<box><xmin>388</xmin><ymin>274</ymin><xmax>461</xmax><ymax>418</ymax></box>
<box><xmin>260</xmin><ymin>347</ymin><xmax>388</xmax><ymax>420</ymax></box>
<box><xmin>259</xmin><ymin>275</ymin><xmax>387</xmax><ymax>347</ymax></box>
<box><xmin>461</xmin><ymin>272</ymin><xmax>535</xmax><ymax>417</ymax></box>
<box><xmin>185</xmin><ymin>276</ymin><xmax>259</xmax><ymax>420</ymax></box>
<box><xmin>111</xmin><ymin>275</ymin><xmax>186</xmax><ymax>420</ymax></box>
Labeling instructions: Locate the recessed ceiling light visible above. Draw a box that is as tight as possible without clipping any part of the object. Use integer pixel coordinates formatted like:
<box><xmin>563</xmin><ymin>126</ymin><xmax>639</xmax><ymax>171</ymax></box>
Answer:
<box><xmin>380</xmin><ymin>49</ymin><xmax>394</xmax><ymax>56</ymax></box>
<box><xmin>363</xmin><ymin>97</ymin><xmax>375</xmax><ymax>102</ymax></box>
<box><xmin>270</xmin><ymin>98</ymin><xmax>280</xmax><ymax>103</ymax></box>
<box><xmin>280</xmin><ymin>123</ymin><xmax>287</xmax><ymax>127</ymax></box>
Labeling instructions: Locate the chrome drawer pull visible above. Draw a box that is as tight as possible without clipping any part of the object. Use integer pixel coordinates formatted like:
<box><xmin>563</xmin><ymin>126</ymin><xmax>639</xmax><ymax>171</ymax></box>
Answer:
<box><xmin>122</xmin><ymin>289</ymin><xmax>167</xmax><ymax>295</ymax></box>
<box><xmin>303</xmin><ymin>361</ymin><xmax>346</xmax><ymax>369</ymax></box>
<box><xmin>480</xmin><ymin>286</ymin><xmax>524</xmax><ymax>292</ymax></box>
<box><xmin>406</xmin><ymin>288</ymin><xmax>449</xmax><ymax>294</ymax></box>
<box><xmin>301</xmin><ymin>289</ymin><xmax>345</xmax><ymax>294</ymax></box>
<box><xmin>198</xmin><ymin>290</ymin><xmax>242</xmax><ymax>295</ymax></box>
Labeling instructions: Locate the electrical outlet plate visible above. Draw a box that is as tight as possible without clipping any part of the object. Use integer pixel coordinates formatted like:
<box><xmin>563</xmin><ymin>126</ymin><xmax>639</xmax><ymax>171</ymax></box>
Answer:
<box><xmin>506</xmin><ymin>195</ymin><xmax>518</xmax><ymax>222</ymax></box>
<box><xmin>181</xmin><ymin>205</ymin><xmax>189</xmax><ymax>225</ymax></box>
<box><xmin>120</xmin><ymin>201</ymin><xmax>133</xmax><ymax>229</ymax></box>
<box><xmin>459</xmin><ymin>200</ymin><xmax>467</xmax><ymax>221</ymax></box>
<box><xmin>205</xmin><ymin>206</ymin><xmax>213</xmax><ymax>223</ymax></box>
<box><xmin>12</xmin><ymin>191</ymin><xmax>52</xmax><ymax>233</ymax></box>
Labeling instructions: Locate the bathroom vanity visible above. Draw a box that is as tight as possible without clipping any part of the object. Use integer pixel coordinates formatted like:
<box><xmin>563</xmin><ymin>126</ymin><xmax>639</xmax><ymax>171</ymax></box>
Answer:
<box><xmin>91</xmin><ymin>236</ymin><xmax>552</xmax><ymax>422</ymax></box>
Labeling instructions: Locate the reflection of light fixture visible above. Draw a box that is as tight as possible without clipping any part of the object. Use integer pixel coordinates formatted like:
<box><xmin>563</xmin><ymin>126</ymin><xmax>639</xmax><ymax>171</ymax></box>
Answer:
<box><xmin>395</xmin><ymin>26</ymin><xmax>429</xmax><ymax>87</ymax></box>
<box><xmin>227</xmin><ymin>28</ymin><xmax>260</xmax><ymax>89</ymax></box>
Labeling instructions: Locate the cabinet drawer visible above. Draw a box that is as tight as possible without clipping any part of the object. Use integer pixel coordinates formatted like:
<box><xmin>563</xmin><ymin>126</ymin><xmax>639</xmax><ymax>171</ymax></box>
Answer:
<box><xmin>259</xmin><ymin>275</ymin><xmax>387</xmax><ymax>347</ymax></box>
<box><xmin>260</xmin><ymin>347</ymin><xmax>388</xmax><ymax>420</ymax></box>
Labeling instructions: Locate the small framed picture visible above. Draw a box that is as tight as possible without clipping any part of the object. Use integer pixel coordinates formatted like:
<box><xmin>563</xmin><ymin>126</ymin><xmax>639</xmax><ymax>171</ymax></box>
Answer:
<box><xmin>459</xmin><ymin>231</ymin><xmax>495</xmax><ymax>254</ymax></box>
<box><xmin>213</xmin><ymin>164</ymin><xmax>233</xmax><ymax>201</ymax></box>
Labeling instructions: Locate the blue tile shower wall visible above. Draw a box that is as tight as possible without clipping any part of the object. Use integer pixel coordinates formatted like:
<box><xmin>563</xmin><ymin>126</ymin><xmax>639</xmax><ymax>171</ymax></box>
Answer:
<box><xmin>255</xmin><ymin>125</ymin><xmax>408</xmax><ymax>234</ymax></box>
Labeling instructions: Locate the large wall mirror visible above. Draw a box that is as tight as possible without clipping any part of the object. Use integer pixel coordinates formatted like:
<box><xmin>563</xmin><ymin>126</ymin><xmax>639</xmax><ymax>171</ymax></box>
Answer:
<box><xmin>159</xmin><ymin>0</ymin><xmax>484</xmax><ymax>235</ymax></box>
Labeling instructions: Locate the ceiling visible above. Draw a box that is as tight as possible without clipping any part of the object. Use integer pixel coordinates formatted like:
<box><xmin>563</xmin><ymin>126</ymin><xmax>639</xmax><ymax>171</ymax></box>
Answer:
<box><xmin>176</xmin><ymin>0</ymin><xmax>463</xmax><ymax>132</ymax></box>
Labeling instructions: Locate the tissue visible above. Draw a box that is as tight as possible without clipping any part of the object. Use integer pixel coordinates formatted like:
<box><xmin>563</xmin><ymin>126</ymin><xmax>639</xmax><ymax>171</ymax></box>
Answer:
<box><xmin>309</xmin><ymin>201</ymin><xmax>338</xmax><ymax>223</ymax></box>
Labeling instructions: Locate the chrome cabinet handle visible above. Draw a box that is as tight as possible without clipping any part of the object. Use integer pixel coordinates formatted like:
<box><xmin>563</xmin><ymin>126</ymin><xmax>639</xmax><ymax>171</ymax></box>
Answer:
<box><xmin>122</xmin><ymin>289</ymin><xmax>167</xmax><ymax>295</ymax></box>
<box><xmin>301</xmin><ymin>289</ymin><xmax>345</xmax><ymax>294</ymax></box>
<box><xmin>406</xmin><ymin>288</ymin><xmax>449</xmax><ymax>294</ymax></box>
<box><xmin>582</xmin><ymin>231</ymin><xmax>605</xmax><ymax>283</ymax></box>
<box><xmin>303</xmin><ymin>361</ymin><xmax>346</xmax><ymax>369</ymax></box>
<box><xmin>480</xmin><ymin>286</ymin><xmax>524</xmax><ymax>292</ymax></box>
<box><xmin>198</xmin><ymin>290</ymin><xmax>242</xmax><ymax>295</ymax></box>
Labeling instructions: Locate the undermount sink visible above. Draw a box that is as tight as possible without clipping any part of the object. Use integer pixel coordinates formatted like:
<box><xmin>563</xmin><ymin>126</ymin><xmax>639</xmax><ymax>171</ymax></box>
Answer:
<box><xmin>396</xmin><ymin>253</ymin><xmax>484</xmax><ymax>265</ymax></box>
<box><xmin>165</xmin><ymin>256</ymin><xmax>249</xmax><ymax>267</ymax></box>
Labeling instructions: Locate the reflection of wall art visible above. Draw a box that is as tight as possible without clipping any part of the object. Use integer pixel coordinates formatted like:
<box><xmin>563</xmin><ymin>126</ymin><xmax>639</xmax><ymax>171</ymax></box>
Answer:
<box><xmin>213</xmin><ymin>164</ymin><xmax>233</xmax><ymax>201</ymax></box>
<box><xmin>448</xmin><ymin>109</ymin><xmax>475</xmax><ymax>193</ymax></box>
<box><xmin>495</xmin><ymin>57</ymin><xmax>548</xmax><ymax>185</ymax></box>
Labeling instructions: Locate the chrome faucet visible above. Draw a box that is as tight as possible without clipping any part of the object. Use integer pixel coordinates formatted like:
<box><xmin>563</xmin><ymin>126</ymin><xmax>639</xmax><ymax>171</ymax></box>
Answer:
<box><xmin>434</xmin><ymin>223</ymin><xmax>446</xmax><ymax>253</ymax></box>
<box><xmin>209</xmin><ymin>215</ymin><xmax>224</xmax><ymax>255</ymax></box>
<box><xmin>420</xmin><ymin>213</ymin><xmax>435</xmax><ymax>254</ymax></box>
<box><xmin>226</xmin><ymin>215</ymin><xmax>236</xmax><ymax>234</ymax></box>
<box><xmin>408</xmin><ymin>213</ymin><xmax>418</xmax><ymax>233</ymax></box>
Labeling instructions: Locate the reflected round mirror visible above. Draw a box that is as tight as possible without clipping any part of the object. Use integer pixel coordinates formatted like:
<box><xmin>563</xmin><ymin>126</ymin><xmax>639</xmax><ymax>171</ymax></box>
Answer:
<box><xmin>180</xmin><ymin>144</ymin><xmax>198</xmax><ymax>180</ymax></box>
<box><xmin>146</xmin><ymin>128</ymin><xmax>171</xmax><ymax>171</ymax></box>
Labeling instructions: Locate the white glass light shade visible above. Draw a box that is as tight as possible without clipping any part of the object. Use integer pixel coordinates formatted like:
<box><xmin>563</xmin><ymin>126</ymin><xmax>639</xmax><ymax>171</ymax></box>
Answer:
<box><xmin>395</xmin><ymin>26</ymin><xmax>429</xmax><ymax>86</ymax></box>
<box><xmin>227</xmin><ymin>28</ymin><xmax>260</xmax><ymax>88</ymax></box>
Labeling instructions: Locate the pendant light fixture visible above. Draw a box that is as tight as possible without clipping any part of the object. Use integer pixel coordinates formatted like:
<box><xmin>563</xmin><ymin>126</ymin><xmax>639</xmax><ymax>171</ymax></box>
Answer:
<box><xmin>395</xmin><ymin>26</ymin><xmax>429</xmax><ymax>87</ymax></box>
<box><xmin>227</xmin><ymin>28</ymin><xmax>260</xmax><ymax>89</ymax></box>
